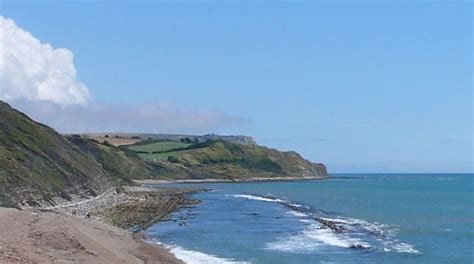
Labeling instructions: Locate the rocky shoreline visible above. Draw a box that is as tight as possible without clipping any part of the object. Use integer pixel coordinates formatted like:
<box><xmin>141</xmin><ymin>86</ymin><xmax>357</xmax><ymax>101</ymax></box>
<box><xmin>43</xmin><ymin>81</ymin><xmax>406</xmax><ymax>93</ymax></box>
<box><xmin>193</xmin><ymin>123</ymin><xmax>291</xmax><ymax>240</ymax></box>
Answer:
<box><xmin>136</xmin><ymin>175</ymin><xmax>327</xmax><ymax>185</ymax></box>
<box><xmin>0</xmin><ymin>185</ymin><xmax>202</xmax><ymax>263</ymax></box>
<box><xmin>97</xmin><ymin>187</ymin><xmax>201</xmax><ymax>231</ymax></box>
<box><xmin>45</xmin><ymin>185</ymin><xmax>202</xmax><ymax>231</ymax></box>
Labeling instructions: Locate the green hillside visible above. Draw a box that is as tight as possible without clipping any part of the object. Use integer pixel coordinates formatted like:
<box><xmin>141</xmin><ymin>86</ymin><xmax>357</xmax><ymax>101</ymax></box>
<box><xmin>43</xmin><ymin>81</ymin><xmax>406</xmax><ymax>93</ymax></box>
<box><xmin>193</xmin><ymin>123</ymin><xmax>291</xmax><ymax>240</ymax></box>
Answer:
<box><xmin>127</xmin><ymin>140</ymin><xmax>191</xmax><ymax>160</ymax></box>
<box><xmin>0</xmin><ymin>100</ymin><xmax>328</xmax><ymax>207</ymax></box>
<box><xmin>127</xmin><ymin>140</ymin><xmax>328</xmax><ymax>180</ymax></box>
<box><xmin>0</xmin><ymin>101</ymin><xmax>152</xmax><ymax>207</ymax></box>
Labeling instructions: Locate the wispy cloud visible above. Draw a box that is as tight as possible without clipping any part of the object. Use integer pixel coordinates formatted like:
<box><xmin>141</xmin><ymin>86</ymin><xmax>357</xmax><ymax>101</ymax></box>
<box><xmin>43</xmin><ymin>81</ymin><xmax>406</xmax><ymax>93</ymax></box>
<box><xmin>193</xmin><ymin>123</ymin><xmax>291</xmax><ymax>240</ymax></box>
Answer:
<box><xmin>258</xmin><ymin>138</ymin><xmax>335</xmax><ymax>142</ymax></box>
<box><xmin>9</xmin><ymin>99</ymin><xmax>245</xmax><ymax>134</ymax></box>
<box><xmin>0</xmin><ymin>16</ymin><xmax>245</xmax><ymax>133</ymax></box>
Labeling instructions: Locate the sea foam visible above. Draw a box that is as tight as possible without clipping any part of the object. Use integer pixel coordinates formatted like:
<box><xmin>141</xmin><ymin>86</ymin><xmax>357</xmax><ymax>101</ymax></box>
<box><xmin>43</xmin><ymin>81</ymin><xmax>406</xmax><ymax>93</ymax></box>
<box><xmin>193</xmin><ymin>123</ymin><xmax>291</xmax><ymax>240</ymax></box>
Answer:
<box><xmin>149</xmin><ymin>238</ymin><xmax>251</xmax><ymax>264</ymax></box>
<box><xmin>230</xmin><ymin>194</ymin><xmax>285</xmax><ymax>203</ymax></box>
<box><xmin>231</xmin><ymin>193</ymin><xmax>420</xmax><ymax>255</ymax></box>
<box><xmin>265</xmin><ymin>220</ymin><xmax>370</xmax><ymax>253</ymax></box>
<box><xmin>169</xmin><ymin>246</ymin><xmax>251</xmax><ymax>264</ymax></box>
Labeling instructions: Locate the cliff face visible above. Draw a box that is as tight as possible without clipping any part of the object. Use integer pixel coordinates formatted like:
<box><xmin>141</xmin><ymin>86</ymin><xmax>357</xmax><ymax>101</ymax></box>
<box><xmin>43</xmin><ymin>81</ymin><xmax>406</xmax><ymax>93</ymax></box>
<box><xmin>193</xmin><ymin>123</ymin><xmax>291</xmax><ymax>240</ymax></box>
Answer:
<box><xmin>0</xmin><ymin>101</ymin><xmax>151</xmax><ymax>207</ymax></box>
<box><xmin>199</xmin><ymin>134</ymin><xmax>256</xmax><ymax>145</ymax></box>
<box><xmin>0</xmin><ymin>100</ymin><xmax>328</xmax><ymax>207</ymax></box>
<box><xmin>141</xmin><ymin>140</ymin><xmax>328</xmax><ymax>180</ymax></box>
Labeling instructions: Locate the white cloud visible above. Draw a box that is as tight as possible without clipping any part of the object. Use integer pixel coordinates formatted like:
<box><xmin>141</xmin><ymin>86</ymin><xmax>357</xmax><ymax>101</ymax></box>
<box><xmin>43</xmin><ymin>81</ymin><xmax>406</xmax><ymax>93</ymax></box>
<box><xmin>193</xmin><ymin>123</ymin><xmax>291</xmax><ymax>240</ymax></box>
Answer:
<box><xmin>0</xmin><ymin>16</ymin><xmax>246</xmax><ymax>133</ymax></box>
<box><xmin>9</xmin><ymin>99</ymin><xmax>245</xmax><ymax>134</ymax></box>
<box><xmin>0</xmin><ymin>16</ymin><xmax>90</xmax><ymax>106</ymax></box>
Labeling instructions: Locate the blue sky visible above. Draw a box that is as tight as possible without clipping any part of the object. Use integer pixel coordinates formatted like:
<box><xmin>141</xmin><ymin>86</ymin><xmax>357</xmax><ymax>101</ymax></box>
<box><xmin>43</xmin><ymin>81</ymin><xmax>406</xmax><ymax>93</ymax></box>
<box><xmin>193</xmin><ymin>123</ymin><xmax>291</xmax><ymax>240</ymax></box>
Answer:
<box><xmin>1</xmin><ymin>1</ymin><xmax>472</xmax><ymax>173</ymax></box>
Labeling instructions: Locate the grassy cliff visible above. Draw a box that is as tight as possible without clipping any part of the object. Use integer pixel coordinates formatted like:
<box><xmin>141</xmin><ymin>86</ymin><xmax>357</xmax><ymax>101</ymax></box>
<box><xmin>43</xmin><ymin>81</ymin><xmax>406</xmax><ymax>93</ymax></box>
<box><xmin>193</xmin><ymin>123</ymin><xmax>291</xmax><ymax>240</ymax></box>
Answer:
<box><xmin>127</xmin><ymin>140</ymin><xmax>328</xmax><ymax>180</ymax></box>
<box><xmin>0</xmin><ymin>101</ymin><xmax>152</xmax><ymax>207</ymax></box>
<box><xmin>0</xmin><ymin>100</ymin><xmax>328</xmax><ymax>207</ymax></box>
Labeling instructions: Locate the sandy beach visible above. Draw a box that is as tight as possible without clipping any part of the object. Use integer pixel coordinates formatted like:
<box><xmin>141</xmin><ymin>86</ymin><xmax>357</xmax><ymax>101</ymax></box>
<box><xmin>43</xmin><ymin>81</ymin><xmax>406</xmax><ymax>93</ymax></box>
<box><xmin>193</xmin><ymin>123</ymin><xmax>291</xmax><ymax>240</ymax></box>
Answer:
<box><xmin>0</xmin><ymin>186</ymin><xmax>200</xmax><ymax>264</ymax></box>
<box><xmin>0</xmin><ymin>207</ymin><xmax>182</xmax><ymax>263</ymax></box>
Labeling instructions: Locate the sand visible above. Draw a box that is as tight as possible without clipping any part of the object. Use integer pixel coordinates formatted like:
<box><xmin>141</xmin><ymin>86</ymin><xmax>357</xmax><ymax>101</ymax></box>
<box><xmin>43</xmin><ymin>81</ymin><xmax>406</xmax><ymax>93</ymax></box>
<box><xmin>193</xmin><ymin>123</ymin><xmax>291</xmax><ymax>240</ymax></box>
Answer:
<box><xmin>0</xmin><ymin>207</ymin><xmax>183</xmax><ymax>264</ymax></box>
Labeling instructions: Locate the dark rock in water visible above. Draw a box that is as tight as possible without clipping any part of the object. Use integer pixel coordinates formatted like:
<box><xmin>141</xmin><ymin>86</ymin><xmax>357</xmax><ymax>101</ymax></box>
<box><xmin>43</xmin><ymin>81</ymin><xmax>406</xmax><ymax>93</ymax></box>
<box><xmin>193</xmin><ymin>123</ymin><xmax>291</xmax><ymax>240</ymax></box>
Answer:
<box><xmin>349</xmin><ymin>244</ymin><xmax>367</xmax><ymax>250</ymax></box>
<box><xmin>317</xmin><ymin>218</ymin><xmax>346</xmax><ymax>233</ymax></box>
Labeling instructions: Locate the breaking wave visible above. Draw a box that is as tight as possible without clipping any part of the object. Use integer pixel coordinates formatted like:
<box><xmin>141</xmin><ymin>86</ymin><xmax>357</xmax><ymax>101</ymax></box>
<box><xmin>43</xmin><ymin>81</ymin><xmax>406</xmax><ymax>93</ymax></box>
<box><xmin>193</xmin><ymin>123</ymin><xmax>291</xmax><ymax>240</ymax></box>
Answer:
<box><xmin>150</xmin><ymin>240</ymin><xmax>251</xmax><ymax>264</ymax></box>
<box><xmin>231</xmin><ymin>193</ymin><xmax>420</xmax><ymax>255</ymax></box>
<box><xmin>170</xmin><ymin>246</ymin><xmax>251</xmax><ymax>264</ymax></box>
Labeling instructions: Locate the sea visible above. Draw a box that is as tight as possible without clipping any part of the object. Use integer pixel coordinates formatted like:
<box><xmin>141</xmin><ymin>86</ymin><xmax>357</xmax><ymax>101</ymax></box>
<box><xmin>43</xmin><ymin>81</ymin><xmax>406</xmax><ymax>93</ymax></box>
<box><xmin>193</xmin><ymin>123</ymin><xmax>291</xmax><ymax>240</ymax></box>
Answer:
<box><xmin>145</xmin><ymin>174</ymin><xmax>474</xmax><ymax>264</ymax></box>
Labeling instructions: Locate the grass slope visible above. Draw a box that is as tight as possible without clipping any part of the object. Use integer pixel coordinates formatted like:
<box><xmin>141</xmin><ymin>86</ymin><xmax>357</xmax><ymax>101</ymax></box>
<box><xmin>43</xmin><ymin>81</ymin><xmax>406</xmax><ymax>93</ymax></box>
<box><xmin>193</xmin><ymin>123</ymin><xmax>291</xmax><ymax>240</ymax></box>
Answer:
<box><xmin>0</xmin><ymin>100</ymin><xmax>328</xmax><ymax>207</ymax></box>
<box><xmin>128</xmin><ymin>140</ymin><xmax>328</xmax><ymax>180</ymax></box>
<box><xmin>0</xmin><ymin>101</ymin><xmax>152</xmax><ymax>207</ymax></box>
<box><xmin>127</xmin><ymin>141</ymin><xmax>191</xmax><ymax>160</ymax></box>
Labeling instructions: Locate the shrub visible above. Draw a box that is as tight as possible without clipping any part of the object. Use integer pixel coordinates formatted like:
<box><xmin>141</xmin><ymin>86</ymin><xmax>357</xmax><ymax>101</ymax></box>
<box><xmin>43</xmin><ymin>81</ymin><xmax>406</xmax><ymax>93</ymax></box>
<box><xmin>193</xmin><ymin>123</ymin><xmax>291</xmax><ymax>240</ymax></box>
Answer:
<box><xmin>167</xmin><ymin>155</ymin><xmax>179</xmax><ymax>163</ymax></box>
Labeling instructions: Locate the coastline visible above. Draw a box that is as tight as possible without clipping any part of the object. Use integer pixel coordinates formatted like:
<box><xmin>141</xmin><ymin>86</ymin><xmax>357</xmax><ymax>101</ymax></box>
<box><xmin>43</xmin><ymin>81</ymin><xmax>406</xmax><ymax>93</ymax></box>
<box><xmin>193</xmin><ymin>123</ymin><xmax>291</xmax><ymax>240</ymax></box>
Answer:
<box><xmin>0</xmin><ymin>207</ymin><xmax>183</xmax><ymax>263</ymax></box>
<box><xmin>0</xmin><ymin>176</ymin><xmax>327</xmax><ymax>263</ymax></box>
<box><xmin>136</xmin><ymin>175</ymin><xmax>328</xmax><ymax>185</ymax></box>
<box><xmin>0</xmin><ymin>186</ymin><xmax>199</xmax><ymax>263</ymax></box>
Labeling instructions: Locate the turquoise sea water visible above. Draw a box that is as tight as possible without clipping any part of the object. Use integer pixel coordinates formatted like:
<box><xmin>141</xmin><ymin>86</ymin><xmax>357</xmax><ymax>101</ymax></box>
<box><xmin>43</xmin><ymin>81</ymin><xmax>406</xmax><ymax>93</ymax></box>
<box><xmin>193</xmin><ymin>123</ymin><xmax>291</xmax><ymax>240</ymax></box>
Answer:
<box><xmin>145</xmin><ymin>174</ymin><xmax>474</xmax><ymax>264</ymax></box>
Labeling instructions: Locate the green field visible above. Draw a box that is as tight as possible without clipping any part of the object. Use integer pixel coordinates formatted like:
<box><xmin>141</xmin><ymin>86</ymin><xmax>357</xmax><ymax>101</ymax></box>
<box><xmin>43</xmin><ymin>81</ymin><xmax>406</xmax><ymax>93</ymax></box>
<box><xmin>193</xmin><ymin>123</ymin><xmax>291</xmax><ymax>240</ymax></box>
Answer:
<box><xmin>127</xmin><ymin>141</ymin><xmax>191</xmax><ymax>160</ymax></box>
<box><xmin>125</xmin><ymin>139</ymin><xmax>327</xmax><ymax>180</ymax></box>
